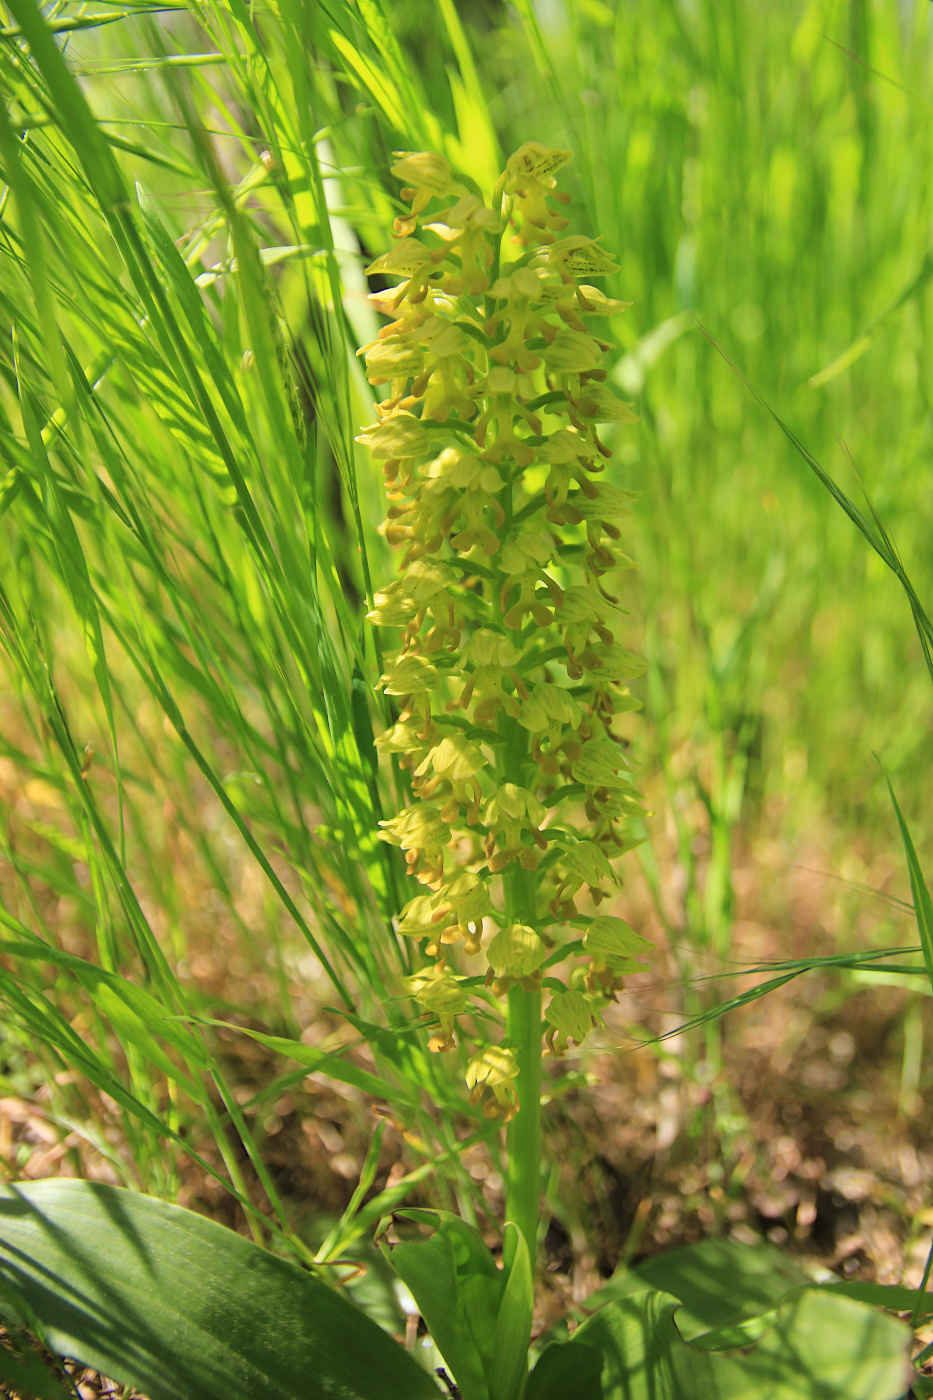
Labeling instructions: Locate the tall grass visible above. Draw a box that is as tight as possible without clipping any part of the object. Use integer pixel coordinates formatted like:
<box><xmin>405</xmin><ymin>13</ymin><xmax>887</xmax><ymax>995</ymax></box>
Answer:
<box><xmin>0</xmin><ymin>0</ymin><xmax>931</xmax><ymax>1259</ymax></box>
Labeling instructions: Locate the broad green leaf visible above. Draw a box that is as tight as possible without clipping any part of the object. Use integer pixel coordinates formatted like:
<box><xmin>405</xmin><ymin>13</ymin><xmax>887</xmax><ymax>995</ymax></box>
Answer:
<box><xmin>0</xmin><ymin>1180</ymin><xmax>438</xmax><ymax>1400</ymax></box>
<box><xmin>635</xmin><ymin>1237</ymin><xmax>809</xmax><ymax>1340</ymax></box>
<box><xmin>635</xmin><ymin>1240</ymin><xmax>910</xmax><ymax>1391</ymax></box>
<box><xmin>573</xmin><ymin>1288</ymin><xmax>719</xmax><ymax>1398</ymax></box>
<box><xmin>707</xmin><ymin>1289</ymin><xmax>911</xmax><ymax>1400</ymax></box>
<box><xmin>570</xmin><ymin>1282</ymin><xmax>910</xmax><ymax>1400</ymax></box>
<box><xmin>388</xmin><ymin>1210</ymin><xmax>504</xmax><ymax>1400</ymax></box>
<box><xmin>525</xmin><ymin>1340</ymin><xmax>604</xmax><ymax>1400</ymax></box>
<box><xmin>489</xmin><ymin>1224</ymin><xmax>533</xmax><ymax>1400</ymax></box>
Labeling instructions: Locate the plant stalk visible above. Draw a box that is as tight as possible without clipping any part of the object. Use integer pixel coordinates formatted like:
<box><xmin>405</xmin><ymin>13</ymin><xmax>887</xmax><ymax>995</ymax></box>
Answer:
<box><xmin>504</xmin><ymin>983</ymin><xmax>542</xmax><ymax>1267</ymax></box>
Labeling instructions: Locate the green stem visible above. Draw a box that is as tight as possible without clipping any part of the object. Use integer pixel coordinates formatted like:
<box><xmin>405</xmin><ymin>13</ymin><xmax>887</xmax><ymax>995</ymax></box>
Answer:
<box><xmin>504</xmin><ymin>982</ymin><xmax>542</xmax><ymax>1266</ymax></box>
<box><xmin>496</xmin><ymin>472</ymin><xmax>542</xmax><ymax>1268</ymax></box>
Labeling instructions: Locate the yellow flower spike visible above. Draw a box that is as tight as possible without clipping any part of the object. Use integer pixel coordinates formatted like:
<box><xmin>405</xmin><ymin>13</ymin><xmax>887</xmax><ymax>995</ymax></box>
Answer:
<box><xmin>483</xmin><ymin>783</ymin><xmax>548</xmax><ymax>873</ymax></box>
<box><xmin>360</xmin><ymin>142</ymin><xmax>647</xmax><ymax>1076</ymax></box>
<box><xmin>414</xmin><ymin>734</ymin><xmax>486</xmax><ymax>825</ymax></box>
<box><xmin>465</xmin><ymin>1046</ymin><xmax>520</xmax><ymax>1120</ymax></box>
<box><xmin>485</xmin><ymin>923</ymin><xmax>547</xmax><ymax>995</ymax></box>
<box><xmin>544</xmin><ymin>989</ymin><xmax>602</xmax><ymax>1058</ymax></box>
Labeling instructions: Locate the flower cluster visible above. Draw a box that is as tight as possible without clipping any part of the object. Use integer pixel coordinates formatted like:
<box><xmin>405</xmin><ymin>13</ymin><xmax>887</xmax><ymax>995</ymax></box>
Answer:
<box><xmin>360</xmin><ymin>143</ymin><xmax>653</xmax><ymax>1113</ymax></box>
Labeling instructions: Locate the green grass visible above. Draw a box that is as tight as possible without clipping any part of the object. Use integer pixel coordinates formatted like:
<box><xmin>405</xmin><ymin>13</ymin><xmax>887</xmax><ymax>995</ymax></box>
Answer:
<box><xmin>0</xmin><ymin>0</ymin><xmax>932</xmax><ymax>1266</ymax></box>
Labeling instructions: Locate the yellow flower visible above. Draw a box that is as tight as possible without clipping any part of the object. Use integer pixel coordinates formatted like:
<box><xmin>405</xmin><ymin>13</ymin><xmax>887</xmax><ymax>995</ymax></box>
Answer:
<box><xmin>465</xmin><ymin>1046</ymin><xmax>520</xmax><ymax>1120</ymax></box>
<box><xmin>544</xmin><ymin>989</ymin><xmax>602</xmax><ymax>1057</ymax></box>
<box><xmin>571</xmin><ymin>739</ymin><xmax>632</xmax><ymax>820</ymax></box>
<box><xmin>517</xmin><ymin>682</ymin><xmax>584</xmax><ymax>775</ymax></box>
<box><xmin>356</xmin><ymin>413</ymin><xmax>434</xmax><ymax>487</ymax></box>
<box><xmin>390</xmin><ymin>150</ymin><xmax>463</xmax><ymax>236</ymax></box>
<box><xmin>483</xmin><ymin>783</ymin><xmax>548</xmax><ymax>873</ymax></box>
<box><xmin>457</xmin><ymin>628</ymin><xmax>526</xmax><ymax>723</ymax></box>
<box><xmin>411</xmin><ymin>969</ymin><xmax>468</xmax><ymax>1052</ymax></box>
<box><xmin>549</xmin><ymin>840</ymin><xmax>619</xmax><ymax>918</ymax></box>
<box><xmin>485</xmin><ymin>922</ymin><xmax>547</xmax><ymax>994</ymax></box>
<box><xmin>414</xmin><ymin>733</ymin><xmax>486</xmax><ymax>825</ymax></box>
<box><xmin>376</xmin><ymin>654</ymin><xmax>439</xmax><ymax>732</ymax></box>
<box><xmin>374</xmin><ymin>716</ymin><xmax>433</xmax><ymax>769</ymax></box>
<box><xmin>473</xmin><ymin>366</ymin><xmax>541</xmax><ymax>467</ymax></box>
<box><xmin>582</xmin><ymin>915</ymin><xmax>652</xmax><ymax>996</ymax></box>
<box><xmin>424</xmin><ymin>194</ymin><xmax>500</xmax><ymax>294</ymax></box>
<box><xmin>498</xmin><ymin>535</ymin><xmax>563</xmax><ymax>630</ymax></box>
<box><xmin>378</xmin><ymin>804</ymin><xmax>450</xmax><ymax>887</ymax></box>
<box><xmin>427</xmin><ymin>872</ymin><xmax>492</xmax><ymax>958</ymax></box>
<box><xmin>365</xmin><ymin>239</ymin><xmax>439</xmax><ymax>306</ymax></box>
<box><xmin>502</xmin><ymin>142</ymin><xmax>573</xmax><ymax>247</ymax></box>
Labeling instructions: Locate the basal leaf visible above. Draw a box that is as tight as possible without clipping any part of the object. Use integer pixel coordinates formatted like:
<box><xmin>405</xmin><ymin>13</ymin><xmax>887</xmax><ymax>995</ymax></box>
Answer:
<box><xmin>488</xmin><ymin>1224</ymin><xmax>533</xmax><ymax>1400</ymax></box>
<box><xmin>0</xmin><ymin>1180</ymin><xmax>438</xmax><ymax>1400</ymax></box>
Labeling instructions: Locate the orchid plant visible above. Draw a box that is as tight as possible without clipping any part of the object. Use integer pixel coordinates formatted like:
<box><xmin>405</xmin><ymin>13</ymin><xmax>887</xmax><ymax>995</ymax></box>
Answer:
<box><xmin>358</xmin><ymin>141</ymin><xmax>651</xmax><ymax>1264</ymax></box>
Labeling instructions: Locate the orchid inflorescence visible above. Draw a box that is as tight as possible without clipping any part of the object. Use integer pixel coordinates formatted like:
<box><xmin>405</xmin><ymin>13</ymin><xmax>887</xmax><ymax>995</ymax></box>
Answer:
<box><xmin>359</xmin><ymin>142</ymin><xmax>653</xmax><ymax>1121</ymax></box>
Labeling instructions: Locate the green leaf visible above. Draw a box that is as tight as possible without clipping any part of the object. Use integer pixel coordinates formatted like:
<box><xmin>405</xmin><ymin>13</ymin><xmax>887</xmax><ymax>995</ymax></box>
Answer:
<box><xmin>820</xmin><ymin>1281</ymin><xmax>933</xmax><ymax>1318</ymax></box>
<box><xmin>526</xmin><ymin>1340</ymin><xmax>604</xmax><ymax>1400</ymax></box>
<box><xmin>573</xmin><ymin>1288</ymin><xmax>719</xmax><ymax>1398</ymax></box>
<box><xmin>882</xmin><ymin>767</ymin><xmax>933</xmax><ymax>994</ymax></box>
<box><xmin>707</xmin><ymin>1289</ymin><xmax>911</xmax><ymax>1400</ymax></box>
<box><xmin>197</xmin><ymin>1019</ymin><xmax>418</xmax><ymax>1106</ymax></box>
<box><xmin>488</xmin><ymin>1224</ymin><xmax>533</xmax><ymax>1400</ymax></box>
<box><xmin>0</xmin><ymin>1329</ymin><xmax>71</xmax><ymax>1400</ymax></box>
<box><xmin>388</xmin><ymin>1210</ymin><xmax>503</xmax><ymax>1400</ymax></box>
<box><xmin>632</xmin><ymin>1240</ymin><xmax>910</xmax><ymax>1397</ymax></box>
<box><xmin>0</xmin><ymin>1180</ymin><xmax>438</xmax><ymax>1400</ymax></box>
<box><xmin>635</xmin><ymin>1237</ymin><xmax>809</xmax><ymax>1340</ymax></box>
